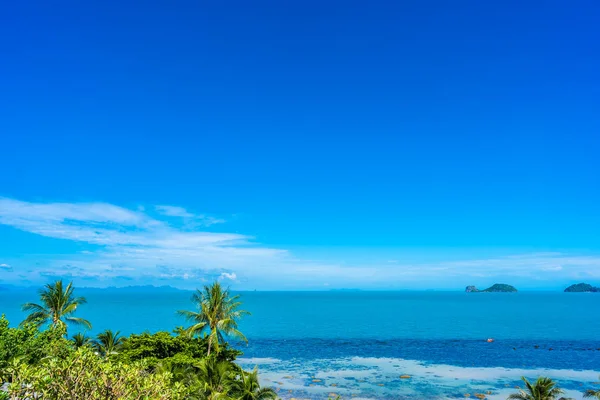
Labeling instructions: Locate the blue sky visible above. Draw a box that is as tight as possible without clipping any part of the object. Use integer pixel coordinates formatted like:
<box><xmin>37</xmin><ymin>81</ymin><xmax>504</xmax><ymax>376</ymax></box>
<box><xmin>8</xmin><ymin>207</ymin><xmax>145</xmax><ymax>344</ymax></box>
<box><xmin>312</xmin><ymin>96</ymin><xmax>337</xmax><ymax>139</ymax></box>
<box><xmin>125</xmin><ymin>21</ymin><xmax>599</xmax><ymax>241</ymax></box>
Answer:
<box><xmin>1</xmin><ymin>1</ymin><xmax>599</xmax><ymax>290</ymax></box>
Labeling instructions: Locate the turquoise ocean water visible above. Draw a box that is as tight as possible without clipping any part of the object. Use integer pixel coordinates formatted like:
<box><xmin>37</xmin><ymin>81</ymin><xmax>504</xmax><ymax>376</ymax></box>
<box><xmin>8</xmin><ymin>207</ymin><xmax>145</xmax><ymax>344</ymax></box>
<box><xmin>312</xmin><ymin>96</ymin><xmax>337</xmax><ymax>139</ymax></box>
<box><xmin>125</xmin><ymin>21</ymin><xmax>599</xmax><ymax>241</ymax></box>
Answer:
<box><xmin>2</xmin><ymin>289</ymin><xmax>599</xmax><ymax>399</ymax></box>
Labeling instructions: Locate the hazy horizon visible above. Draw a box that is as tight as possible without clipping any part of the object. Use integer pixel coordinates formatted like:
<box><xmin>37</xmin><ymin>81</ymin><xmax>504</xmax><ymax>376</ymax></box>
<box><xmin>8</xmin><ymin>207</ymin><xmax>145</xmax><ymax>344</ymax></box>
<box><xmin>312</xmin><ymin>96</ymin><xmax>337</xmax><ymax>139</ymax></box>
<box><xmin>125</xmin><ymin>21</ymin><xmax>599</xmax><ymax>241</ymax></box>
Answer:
<box><xmin>1</xmin><ymin>281</ymin><xmax>597</xmax><ymax>292</ymax></box>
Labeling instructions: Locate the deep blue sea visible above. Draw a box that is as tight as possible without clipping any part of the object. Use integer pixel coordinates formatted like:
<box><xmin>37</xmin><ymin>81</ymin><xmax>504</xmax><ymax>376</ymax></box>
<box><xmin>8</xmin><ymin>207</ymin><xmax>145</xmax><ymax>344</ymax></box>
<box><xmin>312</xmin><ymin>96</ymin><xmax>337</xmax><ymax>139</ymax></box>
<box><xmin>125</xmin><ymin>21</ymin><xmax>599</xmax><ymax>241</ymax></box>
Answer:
<box><xmin>2</xmin><ymin>289</ymin><xmax>599</xmax><ymax>399</ymax></box>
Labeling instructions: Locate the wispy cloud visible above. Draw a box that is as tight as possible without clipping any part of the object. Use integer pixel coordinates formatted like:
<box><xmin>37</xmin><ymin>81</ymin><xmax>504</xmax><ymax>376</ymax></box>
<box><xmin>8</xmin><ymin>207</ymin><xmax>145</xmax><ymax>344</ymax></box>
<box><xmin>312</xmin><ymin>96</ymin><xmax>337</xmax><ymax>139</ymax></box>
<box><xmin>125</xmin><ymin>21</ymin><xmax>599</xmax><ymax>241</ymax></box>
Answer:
<box><xmin>0</xmin><ymin>263</ymin><xmax>12</xmax><ymax>272</ymax></box>
<box><xmin>220</xmin><ymin>272</ymin><xmax>237</xmax><ymax>281</ymax></box>
<box><xmin>155</xmin><ymin>205</ymin><xmax>225</xmax><ymax>226</ymax></box>
<box><xmin>0</xmin><ymin>198</ymin><xmax>150</xmax><ymax>226</ymax></box>
<box><xmin>1</xmin><ymin>197</ymin><xmax>599</xmax><ymax>289</ymax></box>
<box><xmin>155</xmin><ymin>205</ymin><xmax>195</xmax><ymax>218</ymax></box>
<box><xmin>0</xmin><ymin>198</ymin><xmax>252</xmax><ymax>248</ymax></box>
<box><xmin>0</xmin><ymin>197</ymin><xmax>285</xmax><ymax>287</ymax></box>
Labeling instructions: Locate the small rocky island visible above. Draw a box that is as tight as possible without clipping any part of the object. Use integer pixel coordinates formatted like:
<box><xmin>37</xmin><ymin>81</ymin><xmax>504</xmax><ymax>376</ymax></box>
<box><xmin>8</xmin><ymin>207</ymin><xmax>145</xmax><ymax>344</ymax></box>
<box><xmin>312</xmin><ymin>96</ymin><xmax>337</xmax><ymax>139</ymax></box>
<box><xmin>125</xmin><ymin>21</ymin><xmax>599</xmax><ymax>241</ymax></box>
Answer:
<box><xmin>564</xmin><ymin>283</ymin><xmax>600</xmax><ymax>292</ymax></box>
<box><xmin>465</xmin><ymin>284</ymin><xmax>518</xmax><ymax>293</ymax></box>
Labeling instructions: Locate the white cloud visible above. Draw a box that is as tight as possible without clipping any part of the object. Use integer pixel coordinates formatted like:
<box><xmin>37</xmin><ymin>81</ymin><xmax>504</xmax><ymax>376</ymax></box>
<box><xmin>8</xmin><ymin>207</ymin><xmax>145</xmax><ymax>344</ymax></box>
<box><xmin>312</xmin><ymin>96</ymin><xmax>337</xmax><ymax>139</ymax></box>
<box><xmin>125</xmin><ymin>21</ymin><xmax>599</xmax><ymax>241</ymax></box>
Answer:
<box><xmin>0</xmin><ymin>198</ymin><xmax>150</xmax><ymax>226</ymax></box>
<box><xmin>0</xmin><ymin>198</ymin><xmax>242</xmax><ymax>248</ymax></box>
<box><xmin>1</xmin><ymin>197</ymin><xmax>600</xmax><ymax>289</ymax></box>
<box><xmin>0</xmin><ymin>197</ymin><xmax>288</xmax><ymax>286</ymax></box>
<box><xmin>155</xmin><ymin>205</ymin><xmax>194</xmax><ymax>218</ymax></box>
<box><xmin>0</xmin><ymin>263</ymin><xmax>12</xmax><ymax>271</ymax></box>
<box><xmin>155</xmin><ymin>205</ymin><xmax>225</xmax><ymax>226</ymax></box>
<box><xmin>220</xmin><ymin>272</ymin><xmax>237</xmax><ymax>280</ymax></box>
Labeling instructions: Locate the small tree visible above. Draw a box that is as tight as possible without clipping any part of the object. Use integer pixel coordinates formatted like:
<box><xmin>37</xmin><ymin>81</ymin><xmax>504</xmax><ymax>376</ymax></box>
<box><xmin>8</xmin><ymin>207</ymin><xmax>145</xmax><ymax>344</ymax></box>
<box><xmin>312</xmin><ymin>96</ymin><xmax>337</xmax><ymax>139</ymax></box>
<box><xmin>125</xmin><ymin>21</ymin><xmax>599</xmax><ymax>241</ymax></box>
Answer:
<box><xmin>193</xmin><ymin>357</ymin><xmax>237</xmax><ymax>399</ymax></box>
<box><xmin>71</xmin><ymin>332</ymin><xmax>92</xmax><ymax>348</ymax></box>
<box><xmin>231</xmin><ymin>367</ymin><xmax>278</xmax><ymax>400</ymax></box>
<box><xmin>508</xmin><ymin>377</ymin><xmax>572</xmax><ymax>400</ymax></box>
<box><xmin>178</xmin><ymin>282</ymin><xmax>250</xmax><ymax>356</ymax></box>
<box><xmin>21</xmin><ymin>280</ymin><xmax>91</xmax><ymax>332</ymax></box>
<box><xmin>94</xmin><ymin>329</ymin><xmax>125</xmax><ymax>357</ymax></box>
<box><xmin>0</xmin><ymin>315</ymin><xmax>69</xmax><ymax>371</ymax></box>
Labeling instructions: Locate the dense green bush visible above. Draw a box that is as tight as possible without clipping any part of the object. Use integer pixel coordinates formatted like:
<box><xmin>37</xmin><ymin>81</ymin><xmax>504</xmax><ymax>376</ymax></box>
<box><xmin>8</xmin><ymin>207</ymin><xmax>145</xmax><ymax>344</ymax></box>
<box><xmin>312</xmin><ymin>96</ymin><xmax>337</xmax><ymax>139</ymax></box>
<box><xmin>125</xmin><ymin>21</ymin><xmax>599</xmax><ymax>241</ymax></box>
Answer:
<box><xmin>0</xmin><ymin>315</ymin><xmax>70</xmax><ymax>371</ymax></box>
<box><xmin>0</xmin><ymin>319</ymin><xmax>272</xmax><ymax>400</ymax></box>
<box><xmin>3</xmin><ymin>347</ymin><xmax>186</xmax><ymax>400</ymax></box>
<box><xmin>115</xmin><ymin>330</ymin><xmax>241</xmax><ymax>371</ymax></box>
<box><xmin>0</xmin><ymin>281</ymin><xmax>275</xmax><ymax>400</ymax></box>
<box><xmin>156</xmin><ymin>357</ymin><xmax>277</xmax><ymax>400</ymax></box>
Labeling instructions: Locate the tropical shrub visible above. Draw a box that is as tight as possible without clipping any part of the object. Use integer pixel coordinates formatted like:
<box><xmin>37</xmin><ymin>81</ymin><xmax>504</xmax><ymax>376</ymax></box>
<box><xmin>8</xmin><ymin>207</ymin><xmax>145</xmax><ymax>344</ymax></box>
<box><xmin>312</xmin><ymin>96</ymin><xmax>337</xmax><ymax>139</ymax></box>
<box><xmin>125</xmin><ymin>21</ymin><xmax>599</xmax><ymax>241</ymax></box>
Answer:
<box><xmin>71</xmin><ymin>332</ymin><xmax>92</xmax><ymax>349</ymax></box>
<box><xmin>229</xmin><ymin>366</ymin><xmax>278</xmax><ymax>400</ymax></box>
<box><xmin>1</xmin><ymin>281</ymin><xmax>276</xmax><ymax>400</ymax></box>
<box><xmin>0</xmin><ymin>315</ymin><xmax>70</xmax><ymax>371</ymax></box>
<box><xmin>94</xmin><ymin>329</ymin><xmax>125</xmax><ymax>357</ymax></box>
<box><xmin>115</xmin><ymin>330</ymin><xmax>240</xmax><ymax>370</ymax></box>
<box><xmin>169</xmin><ymin>357</ymin><xmax>277</xmax><ymax>400</ymax></box>
<box><xmin>2</xmin><ymin>347</ymin><xmax>186</xmax><ymax>400</ymax></box>
<box><xmin>184</xmin><ymin>357</ymin><xmax>236</xmax><ymax>399</ymax></box>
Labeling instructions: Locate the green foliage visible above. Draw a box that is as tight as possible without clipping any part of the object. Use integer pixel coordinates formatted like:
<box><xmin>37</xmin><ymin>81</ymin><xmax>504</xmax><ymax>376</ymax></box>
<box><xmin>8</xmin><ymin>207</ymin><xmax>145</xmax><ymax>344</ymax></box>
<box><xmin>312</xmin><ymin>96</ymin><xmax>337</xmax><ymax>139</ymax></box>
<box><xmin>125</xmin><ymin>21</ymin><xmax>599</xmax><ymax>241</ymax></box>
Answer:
<box><xmin>189</xmin><ymin>357</ymin><xmax>237</xmax><ymax>399</ymax></box>
<box><xmin>230</xmin><ymin>366</ymin><xmax>278</xmax><ymax>400</ymax></box>
<box><xmin>94</xmin><ymin>329</ymin><xmax>125</xmax><ymax>357</ymax></box>
<box><xmin>508</xmin><ymin>376</ymin><xmax>572</xmax><ymax>400</ymax></box>
<box><xmin>483</xmin><ymin>283</ymin><xmax>517</xmax><ymax>292</ymax></box>
<box><xmin>2</xmin><ymin>347</ymin><xmax>185</xmax><ymax>400</ymax></box>
<box><xmin>159</xmin><ymin>357</ymin><xmax>277</xmax><ymax>400</ymax></box>
<box><xmin>0</xmin><ymin>282</ymin><xmax>277</xmax><ymax>400</ymax></box>
<box><xmin>115</xmin><ymin>330</ymin><xmax>240</xmax><ymax>371</ymax></box>
<box><xmin>71</xmin><ymin>332</ymin><xmax>92</xmax><ymax>348</ymax></box>
<box><xmin>0</xmin><ymin>315</ymin><xmax>70</xmax><ymax>372</ymax></box>
<box><xmin>21</xmin><ymin>280</ymin><xmax>92</xmax><ymax>332</ymax></box>
<box><xmin>564</xmin><ymin>283</ymin><xmax>600</xmax><ymax>293</ymax></box>
<box><xmin>466</xmin><ymin>284</ymin><xmax>518</xmax><ymax>293</ymax></box>
<box><xmin>178</xmin><ymin>282</ymin><xmax>250</xmax><ymax>355</ymax></box>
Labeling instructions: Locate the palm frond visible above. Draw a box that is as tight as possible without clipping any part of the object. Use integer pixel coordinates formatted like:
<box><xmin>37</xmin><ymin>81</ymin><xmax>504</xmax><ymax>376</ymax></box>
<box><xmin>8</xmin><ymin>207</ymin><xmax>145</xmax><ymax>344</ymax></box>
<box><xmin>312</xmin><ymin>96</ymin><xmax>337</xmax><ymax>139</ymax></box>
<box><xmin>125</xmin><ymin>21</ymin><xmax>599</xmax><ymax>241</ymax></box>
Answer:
<box><xmin>584</xmin><ymin>390</ymin><xmax>600</xmax><ymax>399</ymax></box>
<box><xmin>21</xmin><ymin>280</ymin><xmax>90</xmax><ymax>333</ymax></box>
<box><xmin>65</xmin><ymin>316</ymin><xmax>92</xmax><ymax>329</ymax></box>
<box><xmin>184</xmin><ymin>322</ymin><xmax>209</xmax><ymax>337</ymax></box>
<box><xmin>21</xmin><ymin>302</ymin><xmax>48</xmax><ymax>313</ymax></box>
<box><xmin>20</xmin><ymin>311</ymin><xmax>49</xmax><ymax>327</ymax></box>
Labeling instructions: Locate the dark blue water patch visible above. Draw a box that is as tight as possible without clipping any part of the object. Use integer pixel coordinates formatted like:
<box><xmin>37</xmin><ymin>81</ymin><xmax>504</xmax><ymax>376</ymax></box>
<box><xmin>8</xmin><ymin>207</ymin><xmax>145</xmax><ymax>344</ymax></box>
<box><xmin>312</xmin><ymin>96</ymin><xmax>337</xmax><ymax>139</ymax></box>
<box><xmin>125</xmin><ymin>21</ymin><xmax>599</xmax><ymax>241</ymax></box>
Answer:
<box><xmin>241</xmin><ymin>338</ymin><xmax>600</xmax><ymax>370</ymax></box>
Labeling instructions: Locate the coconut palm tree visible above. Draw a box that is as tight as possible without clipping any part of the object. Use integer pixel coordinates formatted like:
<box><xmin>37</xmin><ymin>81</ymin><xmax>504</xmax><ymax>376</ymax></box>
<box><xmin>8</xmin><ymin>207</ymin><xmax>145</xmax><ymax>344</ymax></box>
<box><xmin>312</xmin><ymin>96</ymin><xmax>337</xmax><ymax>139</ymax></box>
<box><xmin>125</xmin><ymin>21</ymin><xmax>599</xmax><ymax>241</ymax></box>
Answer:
<box><xmin>231</xmin><ymin>367</ymin><xmax>278</xmax><ymax>400</ymax></box>
<box><xmin>177</xmin><ymin>282</ymin><xmax>250</xmax><ymax>356</ymax></box>
<box><xmin>21</xmin><ymin>280</ymin><xmax>91</xmax><ymax>331</ymax></box>
<box><xmin>94</xmin><ymin>329</ymin><xmax>125</xmax><ymax>357</ymax></box>
<box><xmin>508</xmin><ymin>377</ymin><xmax>572</xmax><ymax>400</ymax></box>
<box><xmin>185</xmin><ymin>357</ymin><xmax>237</xmax><ymax>400</ymax></box>
<box><xmin>71</xmin><ymin>332</ymin><xmax>92</xmax><ymax>348</ymax></box>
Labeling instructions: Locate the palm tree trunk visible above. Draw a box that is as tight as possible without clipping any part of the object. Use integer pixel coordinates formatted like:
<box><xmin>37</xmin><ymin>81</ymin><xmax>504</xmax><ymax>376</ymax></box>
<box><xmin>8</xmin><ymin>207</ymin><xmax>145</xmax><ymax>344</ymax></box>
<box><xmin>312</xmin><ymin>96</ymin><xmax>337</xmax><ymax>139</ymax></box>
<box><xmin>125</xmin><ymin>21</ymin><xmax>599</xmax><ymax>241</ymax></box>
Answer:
<box><xmin>207</xmin><ymin>337</ymin><xmax>212</xmax><ymax>356</ymax></box>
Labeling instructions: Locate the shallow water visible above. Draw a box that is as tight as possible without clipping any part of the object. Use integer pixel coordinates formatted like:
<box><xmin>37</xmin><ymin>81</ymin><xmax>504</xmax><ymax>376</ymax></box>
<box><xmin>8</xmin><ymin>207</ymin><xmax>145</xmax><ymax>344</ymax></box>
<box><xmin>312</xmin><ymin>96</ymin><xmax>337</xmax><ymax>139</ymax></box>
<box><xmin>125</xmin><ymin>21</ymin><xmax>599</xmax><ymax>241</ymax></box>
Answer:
<box><xmin>237</xmin><ymin>355</ymin><xmax>599</xmax><ymax>400</ymax></box>
<box><xmin>2</xmin><ymin>289</ymin><xmax>599</xmax><ymax>398</ymax></box>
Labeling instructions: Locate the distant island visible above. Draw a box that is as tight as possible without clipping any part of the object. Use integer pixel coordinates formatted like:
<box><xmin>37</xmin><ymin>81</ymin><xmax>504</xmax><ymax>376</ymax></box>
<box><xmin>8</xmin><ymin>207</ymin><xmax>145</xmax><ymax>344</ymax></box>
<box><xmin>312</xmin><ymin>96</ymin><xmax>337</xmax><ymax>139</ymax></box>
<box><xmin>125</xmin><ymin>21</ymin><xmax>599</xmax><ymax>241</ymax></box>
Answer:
<box><xmin>465</xmin><ymin>283</ymin><xmax>518</xmax><ymax>293</ymax></box>
<box><xmin>564</xmin><ymin>283</ymin><xmax>600</xmax><ymax>293</ymax></box>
